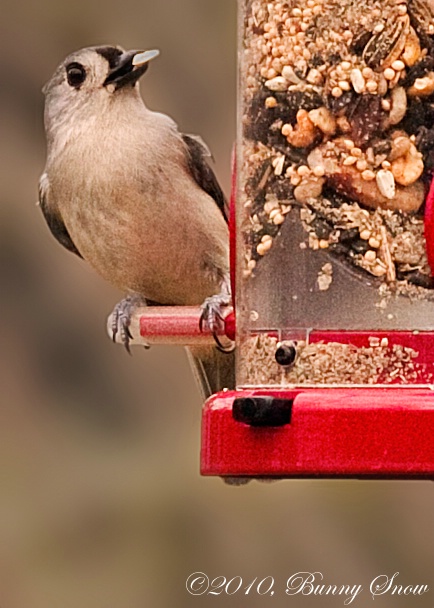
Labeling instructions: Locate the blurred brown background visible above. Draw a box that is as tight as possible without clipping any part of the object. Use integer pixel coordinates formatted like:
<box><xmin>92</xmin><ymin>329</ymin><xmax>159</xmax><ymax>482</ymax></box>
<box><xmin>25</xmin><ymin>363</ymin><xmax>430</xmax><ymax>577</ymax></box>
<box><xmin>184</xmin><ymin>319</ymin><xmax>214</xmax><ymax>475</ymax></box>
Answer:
<box><xmin>0</xmin><ymin>0</ymin><xmax>433</xmax><ymax>606</ymax></box>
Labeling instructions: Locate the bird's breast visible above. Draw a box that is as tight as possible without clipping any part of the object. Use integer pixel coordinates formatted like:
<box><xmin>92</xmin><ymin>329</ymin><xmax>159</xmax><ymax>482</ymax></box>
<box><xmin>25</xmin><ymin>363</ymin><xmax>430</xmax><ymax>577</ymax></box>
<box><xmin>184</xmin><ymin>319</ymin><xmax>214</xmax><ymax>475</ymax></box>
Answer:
<box><xmin>52</xmin><ymin>156</ymin><xmax>229</xmax><ymax>305</ymax></box>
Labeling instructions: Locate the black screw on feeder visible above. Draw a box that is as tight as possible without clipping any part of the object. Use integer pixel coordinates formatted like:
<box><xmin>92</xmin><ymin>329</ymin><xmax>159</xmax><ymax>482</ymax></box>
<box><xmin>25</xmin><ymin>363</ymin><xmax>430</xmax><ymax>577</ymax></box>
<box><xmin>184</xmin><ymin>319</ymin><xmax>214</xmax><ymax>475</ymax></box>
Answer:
<box><xmin>233</xmin><ymin>396</ymin><xmax>293</xmax><ymax>427</ymax></box>
<box><xmin>275</xmin><ymin>341</ymin><xmax>297</xmax><ymax>367</ymax></box>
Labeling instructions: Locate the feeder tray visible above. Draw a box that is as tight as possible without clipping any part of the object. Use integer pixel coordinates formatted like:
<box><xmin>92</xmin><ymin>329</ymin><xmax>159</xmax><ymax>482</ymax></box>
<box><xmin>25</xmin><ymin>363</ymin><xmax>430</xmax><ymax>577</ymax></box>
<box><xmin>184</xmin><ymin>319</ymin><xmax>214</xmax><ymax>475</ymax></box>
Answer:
<box><xmin>201</xmin><ymin>387</ymin><xmax>434</xmax><ymax>480</ymax></box>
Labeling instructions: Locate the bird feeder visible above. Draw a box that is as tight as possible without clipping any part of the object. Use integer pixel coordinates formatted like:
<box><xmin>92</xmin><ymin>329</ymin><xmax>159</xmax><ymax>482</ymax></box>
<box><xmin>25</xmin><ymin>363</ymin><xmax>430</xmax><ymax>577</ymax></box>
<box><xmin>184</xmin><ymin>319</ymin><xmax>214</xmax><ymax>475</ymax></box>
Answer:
<box><xmin>116</xmin><ymin>0</ymin><xmax>434</xmax><ymax>479</ymax></box>
<box><xmin>202</xmin><ymin>0</ymin><xmax>434</xmax><ymax>480</ymax></box>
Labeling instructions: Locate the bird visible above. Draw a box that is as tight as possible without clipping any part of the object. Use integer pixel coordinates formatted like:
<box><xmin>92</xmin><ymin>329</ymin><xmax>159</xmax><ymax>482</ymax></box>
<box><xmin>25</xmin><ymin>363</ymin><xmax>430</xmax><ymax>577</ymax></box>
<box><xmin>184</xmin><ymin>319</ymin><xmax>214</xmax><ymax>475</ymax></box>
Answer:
<box><xmin>39</xmin><ymin>45</ymin><xmax>234</xmax><ymax>398</ymax></box>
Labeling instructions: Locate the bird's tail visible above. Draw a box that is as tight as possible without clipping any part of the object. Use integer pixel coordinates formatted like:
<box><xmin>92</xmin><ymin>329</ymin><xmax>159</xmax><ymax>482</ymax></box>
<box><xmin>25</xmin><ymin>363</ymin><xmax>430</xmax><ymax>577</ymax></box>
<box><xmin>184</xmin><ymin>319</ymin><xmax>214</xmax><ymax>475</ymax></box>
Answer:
<box><xmin>186</xmin><ymin>345</ymin><xmax>235</xmax><ymax>399</ymax></box>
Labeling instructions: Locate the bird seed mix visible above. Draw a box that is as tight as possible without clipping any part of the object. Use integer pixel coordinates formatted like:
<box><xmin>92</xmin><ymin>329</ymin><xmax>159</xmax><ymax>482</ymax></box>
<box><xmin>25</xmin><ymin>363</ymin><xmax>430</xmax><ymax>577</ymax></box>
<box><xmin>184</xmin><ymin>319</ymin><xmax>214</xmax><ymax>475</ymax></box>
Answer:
<box><xmin>238</xmin><ymin>0</ymin><xmax>434</xmax><ymax>384</ymax></box>
<box><xmin>240</xmin><ymin>334</ymin><xmax>427</xmax><ymax>385</ymax></box>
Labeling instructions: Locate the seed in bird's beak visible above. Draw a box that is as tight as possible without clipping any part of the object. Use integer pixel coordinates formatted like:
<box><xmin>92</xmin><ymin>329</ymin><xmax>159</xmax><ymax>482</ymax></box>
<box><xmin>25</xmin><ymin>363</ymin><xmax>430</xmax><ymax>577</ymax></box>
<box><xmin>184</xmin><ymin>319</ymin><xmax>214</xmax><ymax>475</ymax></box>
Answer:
<box><xmin>132</xmin><ymin>49</ymin><xmax>160</xmax><ymax>67</ymax></box>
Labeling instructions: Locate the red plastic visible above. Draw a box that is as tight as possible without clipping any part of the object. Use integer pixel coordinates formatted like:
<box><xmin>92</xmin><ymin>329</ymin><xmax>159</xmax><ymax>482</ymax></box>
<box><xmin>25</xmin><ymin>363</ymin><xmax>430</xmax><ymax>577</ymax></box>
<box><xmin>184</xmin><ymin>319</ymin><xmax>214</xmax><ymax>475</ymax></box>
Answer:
<box><xmin>137</xmin><ymin>306</ymin><xmax>235</xmax><ymax>344</ymax></box>
<box><xmin>139</xmin><ymin>306</ymin><xmax>215</xmax><ymax>345</ymax></box>
<box><xmin>229</xmin><ymin>148</ymin><xmax>237</xmax><ymax>303</ymax></box>
<box><xmin>201</xmin><ymin>389</ymin><xmax>434</xmax><ymax>479</ymax></box>
<box><xmin>424</xmin><ymin>176</ymin><xmax>434</xmax><ymax>275</ymax></box>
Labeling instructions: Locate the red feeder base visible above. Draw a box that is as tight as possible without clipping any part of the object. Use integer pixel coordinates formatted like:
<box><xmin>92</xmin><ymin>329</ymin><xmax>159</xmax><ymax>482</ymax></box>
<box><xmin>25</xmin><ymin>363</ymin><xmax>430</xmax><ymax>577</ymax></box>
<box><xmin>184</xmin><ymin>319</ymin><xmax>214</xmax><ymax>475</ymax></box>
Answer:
<box><xmin>201</xmin><ymin>388</ymin><xmax>434</xmax><ymax>479</ymax></box>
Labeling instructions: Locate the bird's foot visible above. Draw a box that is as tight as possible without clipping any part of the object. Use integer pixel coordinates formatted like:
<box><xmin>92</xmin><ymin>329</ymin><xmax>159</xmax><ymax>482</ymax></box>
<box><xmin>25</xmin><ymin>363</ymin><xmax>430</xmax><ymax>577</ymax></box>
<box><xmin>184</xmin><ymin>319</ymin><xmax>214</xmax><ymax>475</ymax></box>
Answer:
<box><xmin>200</xmin><ymin>291</ymin><xmax>234</xmax><ymax>353</ymax></box>
<box><xmin>111</xmin><ymin>294</ymin><xmax>149</xmax><ymax>353</ymax></box>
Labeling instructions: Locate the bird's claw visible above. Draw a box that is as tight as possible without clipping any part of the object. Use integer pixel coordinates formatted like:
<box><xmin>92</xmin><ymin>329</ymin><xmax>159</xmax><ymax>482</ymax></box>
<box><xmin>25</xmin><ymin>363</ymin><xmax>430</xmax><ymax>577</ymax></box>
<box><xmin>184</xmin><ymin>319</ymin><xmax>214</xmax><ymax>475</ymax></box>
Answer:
<box><xmin>111</xmin><ymin>300</ymin><xmax>134</xmax><ymax>353</ymax></box>
<box><xmin>111</xmin><ymin>294</ymin><xmax>149</xmax><ymax>353</ymax></box>
<box><xmin>200</xmin><ymin>293</ymin><xmax>234</xmax><ymax>353</ymax></box>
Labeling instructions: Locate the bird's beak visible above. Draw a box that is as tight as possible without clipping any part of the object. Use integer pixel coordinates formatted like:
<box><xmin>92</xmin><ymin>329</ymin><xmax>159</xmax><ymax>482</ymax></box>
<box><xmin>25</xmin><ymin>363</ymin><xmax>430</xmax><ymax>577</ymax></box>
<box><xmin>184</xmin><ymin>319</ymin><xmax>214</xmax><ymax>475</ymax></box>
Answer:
<box><xmin>104</xmin><ymin>49</ymin><xmax>160</xmax><ymax>89</ymax></box>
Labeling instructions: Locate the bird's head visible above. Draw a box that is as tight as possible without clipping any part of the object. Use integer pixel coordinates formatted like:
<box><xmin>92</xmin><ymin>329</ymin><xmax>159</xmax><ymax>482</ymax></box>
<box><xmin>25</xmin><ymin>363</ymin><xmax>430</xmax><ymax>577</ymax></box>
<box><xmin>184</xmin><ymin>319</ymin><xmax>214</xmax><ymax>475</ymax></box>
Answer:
<box><xmin>42</xmin><ymin>45</ymin><xmax>159</xmax><ymax>135</ymax></box>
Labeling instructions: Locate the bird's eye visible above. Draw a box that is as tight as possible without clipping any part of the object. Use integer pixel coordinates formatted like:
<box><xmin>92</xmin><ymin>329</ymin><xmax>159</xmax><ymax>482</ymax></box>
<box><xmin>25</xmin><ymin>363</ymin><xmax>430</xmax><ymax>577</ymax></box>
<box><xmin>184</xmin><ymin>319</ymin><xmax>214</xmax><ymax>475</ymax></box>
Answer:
<box><xmin>66</xmin><ymin>62</ymin><xmax>87</xmax><ymax>88</ymax></box>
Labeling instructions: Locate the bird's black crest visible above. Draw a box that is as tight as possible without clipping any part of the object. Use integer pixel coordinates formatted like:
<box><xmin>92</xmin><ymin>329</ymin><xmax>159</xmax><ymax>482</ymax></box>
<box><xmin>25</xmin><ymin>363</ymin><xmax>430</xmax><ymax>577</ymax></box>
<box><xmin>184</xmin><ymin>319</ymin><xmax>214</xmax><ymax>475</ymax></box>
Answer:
<box><xmin>95</xmin><ymin>46</ymin><xmax>123</xmax><ymax>69</ymax></box>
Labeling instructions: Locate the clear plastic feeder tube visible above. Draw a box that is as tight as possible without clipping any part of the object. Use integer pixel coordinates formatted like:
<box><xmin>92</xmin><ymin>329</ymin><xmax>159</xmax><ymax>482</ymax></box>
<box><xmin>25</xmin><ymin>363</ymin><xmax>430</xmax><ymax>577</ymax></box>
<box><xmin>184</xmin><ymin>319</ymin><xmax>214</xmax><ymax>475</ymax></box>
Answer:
<box><xmin>237</xmin><ymin>0</ymin><xmax>434</xmax><ymax>387</ymax></box>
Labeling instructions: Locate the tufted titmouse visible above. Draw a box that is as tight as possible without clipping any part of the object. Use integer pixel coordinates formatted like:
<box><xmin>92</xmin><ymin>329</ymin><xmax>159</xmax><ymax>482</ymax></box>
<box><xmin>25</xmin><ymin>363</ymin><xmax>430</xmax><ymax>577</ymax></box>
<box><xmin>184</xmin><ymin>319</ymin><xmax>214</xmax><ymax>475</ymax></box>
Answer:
<box><xmin>39</xmin><ymin>45</ymin><xmax>234</xmax><ymax>397</ymax></box>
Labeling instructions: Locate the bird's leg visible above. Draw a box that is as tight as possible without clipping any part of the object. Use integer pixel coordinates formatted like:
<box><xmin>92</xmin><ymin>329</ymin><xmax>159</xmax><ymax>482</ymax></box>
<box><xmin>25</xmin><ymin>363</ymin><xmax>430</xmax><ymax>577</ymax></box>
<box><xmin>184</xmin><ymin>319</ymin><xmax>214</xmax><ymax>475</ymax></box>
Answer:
<box><xmin>111</xmin><ymin>293</ymin><xmax>149</xmax><ymax>353</ymax></box>
<box><xmin>200</xmin><ymin>277</ymin><xmax>234</xmax><ymax>353</ymax></box>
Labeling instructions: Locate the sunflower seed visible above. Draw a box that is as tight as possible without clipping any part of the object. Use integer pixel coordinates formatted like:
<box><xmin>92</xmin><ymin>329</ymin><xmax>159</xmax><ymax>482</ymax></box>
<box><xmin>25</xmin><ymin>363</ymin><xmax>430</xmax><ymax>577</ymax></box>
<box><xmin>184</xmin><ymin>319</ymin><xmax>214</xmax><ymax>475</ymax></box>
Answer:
<box><xmin>376</xmin><ymin>169</ymin><xmax>396</xmax><ymax>199</ymax></box>
<box><xmin>362</xmin><ymin>15</ymin><xmax>409</xmax><ymax>69</ymax></box>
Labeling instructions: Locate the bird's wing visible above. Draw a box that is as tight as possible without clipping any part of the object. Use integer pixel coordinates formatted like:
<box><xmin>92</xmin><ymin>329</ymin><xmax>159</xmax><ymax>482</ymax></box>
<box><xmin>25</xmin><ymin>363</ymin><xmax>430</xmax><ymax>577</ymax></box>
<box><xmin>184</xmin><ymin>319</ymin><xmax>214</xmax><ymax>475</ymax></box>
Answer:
<box><xmin>182</xmin><ymin>134</ymin><xmax>228</xmax><ymax>222</ymax></box>
<box><xmin>38</xmin><ymin>172</ymin><xmax>83</xmax><ymax>258</ymax></box>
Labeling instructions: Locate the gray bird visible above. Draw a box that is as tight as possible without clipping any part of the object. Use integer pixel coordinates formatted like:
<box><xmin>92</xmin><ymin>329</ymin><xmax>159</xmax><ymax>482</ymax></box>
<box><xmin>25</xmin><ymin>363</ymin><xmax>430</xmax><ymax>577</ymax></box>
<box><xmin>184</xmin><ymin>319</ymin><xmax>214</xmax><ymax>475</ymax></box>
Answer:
<box><xmin>39</xmin><ymin>45</ymin><xmax>234</xmax><ymax>397</ymax></box>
